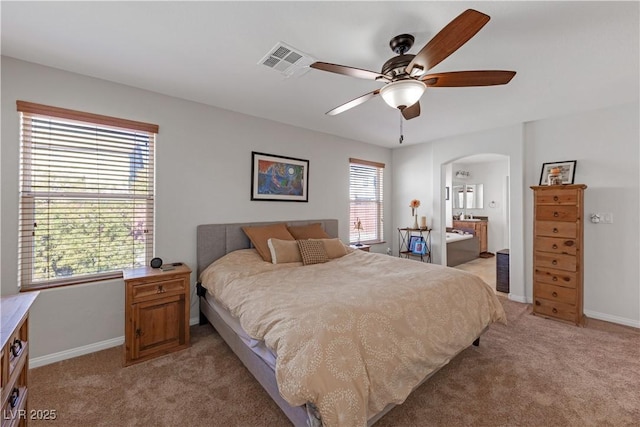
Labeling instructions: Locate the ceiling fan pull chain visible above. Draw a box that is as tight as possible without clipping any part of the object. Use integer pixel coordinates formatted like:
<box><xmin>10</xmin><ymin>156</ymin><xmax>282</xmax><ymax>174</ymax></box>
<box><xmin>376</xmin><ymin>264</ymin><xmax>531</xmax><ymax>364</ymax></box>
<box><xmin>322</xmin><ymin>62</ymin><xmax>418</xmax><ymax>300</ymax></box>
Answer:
<box><xmin>399</xmin><ymin>110</ymin><xmax>404</xmax><ymax>144</ymax></box>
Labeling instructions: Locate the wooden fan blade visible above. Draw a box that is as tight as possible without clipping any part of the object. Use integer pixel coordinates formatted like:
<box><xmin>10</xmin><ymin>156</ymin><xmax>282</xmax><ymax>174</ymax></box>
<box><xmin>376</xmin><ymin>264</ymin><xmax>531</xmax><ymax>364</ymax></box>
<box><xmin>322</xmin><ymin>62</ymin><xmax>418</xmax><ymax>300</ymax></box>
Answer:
<box><xmin>401</xmin><ymin>102</ymin><xmax>421</xmax><ymax>120</ymax></box>
<box><xmin>407</xmin><ymin>9</ymin><xmax>490</xmax><ymax>75</ymax></box>
<box><xmin>326</xmin><ymin>90</ymin><xmax>380</xmax><ymax>115</ymax></box>
<box><xmin>311</xmin><ymin>62</ymin><xmax>390</xmax><ymax>81</ymax></box>
<box><xmin>422</xmin><ymin>70</ymin><xmax>516</xmax><ymax>87</ymax></box>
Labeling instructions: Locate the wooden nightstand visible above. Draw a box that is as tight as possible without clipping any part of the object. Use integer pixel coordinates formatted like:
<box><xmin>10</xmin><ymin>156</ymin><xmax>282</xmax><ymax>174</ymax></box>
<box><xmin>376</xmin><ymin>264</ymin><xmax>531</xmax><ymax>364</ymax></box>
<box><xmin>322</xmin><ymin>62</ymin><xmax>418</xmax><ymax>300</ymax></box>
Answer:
<box><xmin>350</xmin><ymin>244</ymin><xmax>370</xmax><ymax>252</ymax></box>
<box><xmin>123</xmin><ymin>264</ymin><xmax>191</xmax><ymax>366</ymax></box>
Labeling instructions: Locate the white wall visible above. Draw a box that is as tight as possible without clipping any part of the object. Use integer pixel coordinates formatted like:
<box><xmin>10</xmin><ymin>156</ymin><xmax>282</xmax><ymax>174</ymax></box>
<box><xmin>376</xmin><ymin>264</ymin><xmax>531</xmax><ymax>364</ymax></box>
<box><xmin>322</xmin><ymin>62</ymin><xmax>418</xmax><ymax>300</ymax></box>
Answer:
<box><xmin>1</xmin><ymin>57</ymin><xmax>393</xmax><ymax>361</ymax></box>
<box><xmin>393</xmin><ymin>103</ymin><xmax>640</xmax><ymax>328</ymax></box>
<box><xmin>524</xmin><ymin>103</ymin><xmax>640</xmax><ymax>326</ymax></box>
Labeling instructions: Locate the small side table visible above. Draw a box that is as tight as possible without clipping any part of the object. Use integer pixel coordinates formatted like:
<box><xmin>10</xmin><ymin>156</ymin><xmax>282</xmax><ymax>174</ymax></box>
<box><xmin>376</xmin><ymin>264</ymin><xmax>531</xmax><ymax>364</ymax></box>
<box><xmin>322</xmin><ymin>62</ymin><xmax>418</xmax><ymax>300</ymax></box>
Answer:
<box><xmin>350</xmin><ymin>244</ymin><xmax>370</xmax><ymax>252</ymax></box>
<box><xmin>123</xmin><ymin>264</ymin><xmax>191</xmax><ymax>366</ymax></box>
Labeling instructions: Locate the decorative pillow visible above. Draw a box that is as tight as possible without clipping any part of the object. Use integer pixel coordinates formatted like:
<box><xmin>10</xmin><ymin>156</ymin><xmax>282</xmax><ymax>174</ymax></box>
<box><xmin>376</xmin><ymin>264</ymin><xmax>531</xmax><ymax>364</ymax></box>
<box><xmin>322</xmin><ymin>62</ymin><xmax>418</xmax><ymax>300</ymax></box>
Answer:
<box><xmin>267</xmin><ymin>238</ymin><xmax>302</xmax><ymax>264</ymax></box>
<box><xmin>287</xmin><ymin>223</ymin><xmax>330</xmax><ymax>240</ymax></box>
<box><xmin>297</xmin><ymin>239</ymin><xmax>329</xmax><ymax>265</ymax></box>
<box><xmin>311</xmin><ymin>238</ymin><xmax>348</xmax><ymax>259</ymax></box>
<box><xmin>242</xmin><ymin>223</ymin><xmax>295</xmax><ymax>263</ymax></box>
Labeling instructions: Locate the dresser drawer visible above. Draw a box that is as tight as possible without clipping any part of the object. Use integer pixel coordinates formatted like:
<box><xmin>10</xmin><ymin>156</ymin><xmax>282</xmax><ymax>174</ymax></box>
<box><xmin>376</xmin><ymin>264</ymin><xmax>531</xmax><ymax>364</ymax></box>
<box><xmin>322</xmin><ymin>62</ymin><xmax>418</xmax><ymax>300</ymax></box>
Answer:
<box><xmin>535</xmin><ymin>267</ymin><xmax>577</xmax><ymax>288</ymax></box>
<box><xmin>535</xmin><ymin>252</ymin><xmax>577</xmax><ymax>272</ymax></box>
<box><xmin>131</xmin><ymin>277</ymin><xmax>186</xmax><ymax>302</ymax></box>
<box><xmin>534</xmin><ymin>298</ymin><xmax>576</xmax><ymax>322</ymax></box>
<box><xmin>535</xmin><ymin>221</ymin><xmax>576</xmax><ymax>238</ymax></box>
<box><xmin>534</xmin><ymin>236</ymin><xmax>577</xmax><ymax>255</ymax></box>
<box><xmin>535</xmin><ymin>189</ymin><xmax>578</xmax><ymax>205</ymax></box>
<box><xmin>535</xmin><ymin>282</ymin><xmax>576</xmax><ymax>304</ymax></box>
<box><xmin>536</xmin><ymin>205</ymin><xmax>577</xmax><ymax>222</ymax></box>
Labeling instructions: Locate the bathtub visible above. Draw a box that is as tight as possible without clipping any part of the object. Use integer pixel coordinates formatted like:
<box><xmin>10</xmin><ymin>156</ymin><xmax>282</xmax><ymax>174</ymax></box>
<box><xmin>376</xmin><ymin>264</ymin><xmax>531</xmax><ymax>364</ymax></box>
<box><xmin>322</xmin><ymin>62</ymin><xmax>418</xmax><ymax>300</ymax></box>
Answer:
<box><xmin>446</xmin><ymin>231</ymin><xmax>480</xmax><ymax>266</ymax></box>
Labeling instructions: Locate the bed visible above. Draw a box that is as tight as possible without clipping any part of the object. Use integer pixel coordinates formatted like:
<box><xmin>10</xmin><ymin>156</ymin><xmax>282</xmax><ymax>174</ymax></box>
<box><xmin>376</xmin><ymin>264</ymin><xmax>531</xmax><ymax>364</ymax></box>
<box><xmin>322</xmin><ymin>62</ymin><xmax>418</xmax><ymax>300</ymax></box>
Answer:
<box><xmin>446</xmin><ymin>229</ymin><xmax>481</xmax><ymax>267</ymax></box>
<box><xmin>196</xmin><ymin>219</ymin><xmax>505</xmax><ymax>427</ymax></box>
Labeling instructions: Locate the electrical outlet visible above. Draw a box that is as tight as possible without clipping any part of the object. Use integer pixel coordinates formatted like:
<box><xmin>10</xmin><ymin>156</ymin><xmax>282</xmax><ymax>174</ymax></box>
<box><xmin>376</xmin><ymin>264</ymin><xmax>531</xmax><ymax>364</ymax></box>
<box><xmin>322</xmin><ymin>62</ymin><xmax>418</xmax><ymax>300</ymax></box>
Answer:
<box><xmin>602</xmin><ymin>213</ymin><xmax>613</xmax><ymax>224</ymax></box>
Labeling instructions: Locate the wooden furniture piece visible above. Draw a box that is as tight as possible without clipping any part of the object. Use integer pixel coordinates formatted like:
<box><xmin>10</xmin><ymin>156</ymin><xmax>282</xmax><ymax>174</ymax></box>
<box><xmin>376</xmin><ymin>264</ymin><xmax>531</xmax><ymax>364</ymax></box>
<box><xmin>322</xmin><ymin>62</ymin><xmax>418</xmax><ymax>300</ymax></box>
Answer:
<box><xmin>496</xmin><ymin>249</ymin><xmax>510</xmax><ymax>293</ymax></box>
<box><xmin>453</xmin><ymin>219</ymin><xmax>488</xmax><ymax>253</ymax></box>
<box><xmin>398</xmin><ymin>228</ymin><xmax>432</xmax><ymax>262</ymax></box>
<box><xmin>350</xmin><ymin>244</ymin><xmax>370</xmax><ymax>252</ymax></box>
<box><xmin>123</xmin><ymin>264</ymin><xmax>191</xmax><ymax>366</ymax></box>
<box><xmin>1</xmin><ymin>292</ymin><xmax>39</xmax><ymax>427</ymax></box>
<box><xmin>531</xmin><ymin>184</ymin><xmax>587</xmax><ymax>326</ymax></box>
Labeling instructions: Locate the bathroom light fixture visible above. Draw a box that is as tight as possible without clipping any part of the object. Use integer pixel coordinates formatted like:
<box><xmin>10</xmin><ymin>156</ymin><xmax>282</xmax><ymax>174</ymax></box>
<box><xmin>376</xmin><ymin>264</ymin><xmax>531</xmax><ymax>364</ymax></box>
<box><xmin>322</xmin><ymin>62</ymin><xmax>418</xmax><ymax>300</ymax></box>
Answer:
<box><xmin>379</xmin><ymin>80</ymin><xmax>426</xmax><ymax>110</ymax></box>
<box><xmin>455</xmin><ymin>170</ymin><xmax>470</xmax><ymax>179</ymax></box>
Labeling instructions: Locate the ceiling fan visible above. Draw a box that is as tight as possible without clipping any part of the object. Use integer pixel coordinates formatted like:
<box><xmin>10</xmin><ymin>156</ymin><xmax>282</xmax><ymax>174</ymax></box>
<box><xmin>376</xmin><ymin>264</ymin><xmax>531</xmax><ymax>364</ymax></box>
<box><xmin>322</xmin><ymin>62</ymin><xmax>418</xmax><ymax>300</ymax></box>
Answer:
<box><xmin>310</xmin><ymin>9</ymin><xmax>516</xmax><ymax>121</ymax></box>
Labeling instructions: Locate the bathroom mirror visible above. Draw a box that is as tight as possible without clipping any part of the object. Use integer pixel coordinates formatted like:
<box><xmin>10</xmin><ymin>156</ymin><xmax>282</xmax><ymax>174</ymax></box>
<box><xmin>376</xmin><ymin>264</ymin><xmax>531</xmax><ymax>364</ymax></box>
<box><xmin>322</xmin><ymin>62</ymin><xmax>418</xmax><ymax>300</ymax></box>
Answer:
<box><xmin>452</xmin><ymin>183</ymin><xmax>483</xmax><ymax>209</ymax></box>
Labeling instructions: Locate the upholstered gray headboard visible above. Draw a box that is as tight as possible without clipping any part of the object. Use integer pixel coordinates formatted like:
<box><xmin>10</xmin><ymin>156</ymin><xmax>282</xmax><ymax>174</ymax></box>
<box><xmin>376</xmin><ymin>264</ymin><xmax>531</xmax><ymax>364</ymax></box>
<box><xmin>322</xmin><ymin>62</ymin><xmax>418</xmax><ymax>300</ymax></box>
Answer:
<box><xmin>196</xmin><ymin>219</ymin><xmax>339</xmax><ymax>277</ymax></box>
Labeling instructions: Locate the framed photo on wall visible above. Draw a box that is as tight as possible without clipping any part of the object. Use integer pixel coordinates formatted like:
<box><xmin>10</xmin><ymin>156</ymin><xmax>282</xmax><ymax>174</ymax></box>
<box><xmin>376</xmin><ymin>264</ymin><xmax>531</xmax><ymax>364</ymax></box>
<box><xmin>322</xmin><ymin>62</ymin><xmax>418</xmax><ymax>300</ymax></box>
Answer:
<box><xmin>251</xmin><ymin>152</ymin><xmax>309</xmax><ymax>202</ymax></box>
<box><xmin>539</xmin><ymin>160</ymin><xmax>577</xmax><ymax>185</ymax></box>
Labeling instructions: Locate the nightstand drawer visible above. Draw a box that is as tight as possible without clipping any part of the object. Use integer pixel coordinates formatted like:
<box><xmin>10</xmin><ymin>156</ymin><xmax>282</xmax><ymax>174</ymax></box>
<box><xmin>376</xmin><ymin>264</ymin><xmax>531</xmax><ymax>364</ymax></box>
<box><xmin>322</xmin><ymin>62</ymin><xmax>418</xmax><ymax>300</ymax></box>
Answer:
<box><xmin>131</xmin><ymin>277</ymin><xmax>186</xmax><ymax>302</ymax></box>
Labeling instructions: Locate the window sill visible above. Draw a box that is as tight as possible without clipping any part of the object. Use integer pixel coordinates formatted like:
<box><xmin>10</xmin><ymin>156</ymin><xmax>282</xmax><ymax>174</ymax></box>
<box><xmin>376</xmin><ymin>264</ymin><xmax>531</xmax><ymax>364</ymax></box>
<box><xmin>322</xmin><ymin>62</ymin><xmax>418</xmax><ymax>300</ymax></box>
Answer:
<box><xmin>20</xmin><ymin>271</ymin><xmax>124</xmax><ymax>292</ymax></box>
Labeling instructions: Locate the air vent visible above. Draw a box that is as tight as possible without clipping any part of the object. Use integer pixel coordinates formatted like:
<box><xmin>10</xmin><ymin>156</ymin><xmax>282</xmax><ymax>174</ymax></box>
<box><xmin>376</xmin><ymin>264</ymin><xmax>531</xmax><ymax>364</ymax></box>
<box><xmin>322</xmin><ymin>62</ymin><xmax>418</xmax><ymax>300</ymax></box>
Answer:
<box><xmin>258</xmin><ymin>42</ymin><xmax>315</xmax><ymax>78</ymax></box>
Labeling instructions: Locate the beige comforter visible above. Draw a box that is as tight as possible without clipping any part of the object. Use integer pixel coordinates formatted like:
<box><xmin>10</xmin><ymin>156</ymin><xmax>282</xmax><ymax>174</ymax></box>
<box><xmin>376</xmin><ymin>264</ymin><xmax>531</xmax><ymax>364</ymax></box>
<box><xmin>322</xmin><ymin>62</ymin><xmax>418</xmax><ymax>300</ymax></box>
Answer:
<box><xmin>200</xmin><ymin>249</ymin><xmax>506</xmax><ymax>426</ymax></box>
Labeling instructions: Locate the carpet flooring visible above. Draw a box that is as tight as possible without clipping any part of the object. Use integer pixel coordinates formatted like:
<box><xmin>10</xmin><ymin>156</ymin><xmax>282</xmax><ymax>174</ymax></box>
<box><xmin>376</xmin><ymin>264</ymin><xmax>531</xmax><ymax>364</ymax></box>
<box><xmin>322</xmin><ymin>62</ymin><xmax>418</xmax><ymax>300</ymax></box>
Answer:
<box><xmin>29</xmin><ymin>297</ymin><xmax>639</xmax><ymax>427</ymax></box>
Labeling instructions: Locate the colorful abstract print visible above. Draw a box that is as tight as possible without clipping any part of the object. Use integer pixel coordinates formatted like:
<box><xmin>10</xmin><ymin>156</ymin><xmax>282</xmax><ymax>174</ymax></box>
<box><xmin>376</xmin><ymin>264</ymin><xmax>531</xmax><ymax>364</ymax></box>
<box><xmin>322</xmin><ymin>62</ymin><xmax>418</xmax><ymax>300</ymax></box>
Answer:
<box><xmin>257</xmin><ymin>160</ymin><xmax>304</xmax><ymax>196</ymax></box>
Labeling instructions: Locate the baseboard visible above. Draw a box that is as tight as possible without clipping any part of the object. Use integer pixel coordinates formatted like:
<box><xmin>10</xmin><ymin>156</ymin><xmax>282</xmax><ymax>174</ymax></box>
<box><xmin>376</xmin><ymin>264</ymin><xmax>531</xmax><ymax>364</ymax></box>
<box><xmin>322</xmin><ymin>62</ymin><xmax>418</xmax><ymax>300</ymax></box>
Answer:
<box><xmin>31</xmin><ymin>317</ymin><xmax>205</xmax><ymax>368</ymax></box>
<box><xmin>507</xmin><ymin>294</ymin><xmax>528</xmax><ymax>303</ymax></box>
<box><xmin>584</xmin><ymin>309</ymin><xmax>640</xmax><ymax>328</ymax></box>
<box><xmin>30</xmin><ymin>336</ymin><xmax>124</xmax><ymax>368</ymax></box>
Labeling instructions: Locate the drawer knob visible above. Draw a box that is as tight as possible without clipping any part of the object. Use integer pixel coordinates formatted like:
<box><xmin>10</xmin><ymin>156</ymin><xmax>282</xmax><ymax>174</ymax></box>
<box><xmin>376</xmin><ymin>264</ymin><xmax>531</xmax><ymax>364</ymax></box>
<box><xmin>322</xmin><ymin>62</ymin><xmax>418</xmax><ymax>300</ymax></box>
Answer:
<box><xmin>553</xmin><ymin>228</ymin><xmax>559</xmax><ymax>233</ymax></box>
<box><xmin>552</xmin><ymin>276</ymin><xmax>558</xmax><ymax>282</ymax></box>
<box><xmin>552</xmin><ymin>291</ymin><xmax>558</xmax><ymax>297</ymax></box>
<box><xmin>157</xmin><ymin>285</ymin><xmax>165</xmax><ymax>294</ymax></box>
<box><xmin>552</xmin><ymin>308</ymin><xmax>558</xmax><ymax>314</ymax></box>
<box><xmin>553</xmin><ymin>212</ymin><xmax>559</xmax><ymax>217</ymax></box>
<box><xmin>553</xmin><ymin>196</ymin><xmax>559</xmax><ymax>201</ymax></box>
<box><xmin>535</xmin><ymin>300</ymin><xmax>541</xmax><ymax>306</ymax></box>
<box><xmin>552</xmin><ymin>244</ymin><xmax>558</xmax><ymax>249</ymax></box>
<box><xmin>552</xmin><ymin>260</ymin><xmax>558</xmax><ymax>265</ymax></box>
<box><xmin>9</xmin><ymin>387</ymin><xmax>19</xmax><ymax>408</ymax></box>
<box><xmin>11</xmin><ymin>338</ymin><xmax>22</xmax><ymax>357</ymax></box>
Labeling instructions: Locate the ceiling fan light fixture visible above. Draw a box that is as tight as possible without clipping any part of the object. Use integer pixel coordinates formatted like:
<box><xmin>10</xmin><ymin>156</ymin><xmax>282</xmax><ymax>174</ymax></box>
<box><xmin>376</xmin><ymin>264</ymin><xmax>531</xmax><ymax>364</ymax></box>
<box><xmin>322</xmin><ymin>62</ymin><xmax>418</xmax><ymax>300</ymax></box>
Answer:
<box><xmin>380</xmin><ymin>80</ymin><xmax>426</xmax><ymax>110</ymax></box>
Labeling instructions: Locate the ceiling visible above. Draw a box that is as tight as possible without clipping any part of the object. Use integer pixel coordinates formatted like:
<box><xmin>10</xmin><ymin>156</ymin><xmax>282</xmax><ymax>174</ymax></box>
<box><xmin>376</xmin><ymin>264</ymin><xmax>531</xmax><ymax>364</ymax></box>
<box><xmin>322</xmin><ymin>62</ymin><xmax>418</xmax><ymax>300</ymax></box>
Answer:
<box><xmin>2</xmin><ymin>1</ymin><xmax>638</xmax><ymax>148</ymax></box>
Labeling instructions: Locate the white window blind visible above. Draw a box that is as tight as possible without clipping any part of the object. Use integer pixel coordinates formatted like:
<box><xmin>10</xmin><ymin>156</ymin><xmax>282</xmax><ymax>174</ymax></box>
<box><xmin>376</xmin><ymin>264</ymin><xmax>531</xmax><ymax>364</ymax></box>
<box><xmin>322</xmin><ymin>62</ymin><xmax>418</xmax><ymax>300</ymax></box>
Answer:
<box><xmin>349</xmin><ymin>158</ymin><xmax>384</xmax><ymax>244</ymax></box>
<box><xmin>17</xmin><ymin>101</ymin><xmax>158</xmax><ymax>289</ymax></box>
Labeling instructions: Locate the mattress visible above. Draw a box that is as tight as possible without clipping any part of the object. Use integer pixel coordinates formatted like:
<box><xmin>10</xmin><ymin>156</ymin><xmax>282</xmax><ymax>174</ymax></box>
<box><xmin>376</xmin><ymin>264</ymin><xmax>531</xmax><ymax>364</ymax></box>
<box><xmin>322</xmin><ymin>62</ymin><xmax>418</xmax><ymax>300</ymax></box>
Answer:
<box><xmin>204</xmin><ymin>292</ymin><xmax>277</xmax><ymax>371</ymax></box>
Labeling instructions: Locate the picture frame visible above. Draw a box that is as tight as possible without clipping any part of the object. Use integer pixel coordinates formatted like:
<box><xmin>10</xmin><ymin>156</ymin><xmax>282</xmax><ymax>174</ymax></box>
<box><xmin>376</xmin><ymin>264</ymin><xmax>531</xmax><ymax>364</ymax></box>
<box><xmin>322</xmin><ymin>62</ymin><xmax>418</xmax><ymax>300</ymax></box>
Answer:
<box><xmin>538</xmin><ymin>160</ymin><xmax>577</xmax><ymax>185</ymax></box>
<box><xmin>408</xmin><ymin>235</ymin><xmax>421</xmax><ymax>252</ymax></box>
<box><xmin>251</xmin><ymin>151</ymin><xmax>309</xmax><ymax>202</ymax></box>
<box><xmin>412</xmin><ymin>238</ymin><xmax>427</xmax><ymax>255</ymax></box>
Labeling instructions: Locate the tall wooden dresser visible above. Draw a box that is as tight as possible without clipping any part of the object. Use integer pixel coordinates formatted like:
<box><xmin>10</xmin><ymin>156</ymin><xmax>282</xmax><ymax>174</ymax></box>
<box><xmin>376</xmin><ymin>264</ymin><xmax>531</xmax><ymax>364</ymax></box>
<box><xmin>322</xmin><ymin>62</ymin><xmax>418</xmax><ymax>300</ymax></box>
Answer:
<box><xmin>531</xmin><ymin>184</ymin><xmax>587</xmax><ymax>325</ymax></box>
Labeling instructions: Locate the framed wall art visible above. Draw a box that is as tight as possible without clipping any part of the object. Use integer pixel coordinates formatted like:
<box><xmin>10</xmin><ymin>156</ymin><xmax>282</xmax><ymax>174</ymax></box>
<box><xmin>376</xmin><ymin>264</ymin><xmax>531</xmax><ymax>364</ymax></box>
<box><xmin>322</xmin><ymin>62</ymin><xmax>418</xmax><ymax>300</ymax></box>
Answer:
<box><xmin>251</xmin><ymin>152</ymin><xmax>309</xmax><ymax>202</ymax></box>
<box><xmin>538</xmin><ymin>160</ymin><xmax>577</xmax><ymax>185</ymax></box>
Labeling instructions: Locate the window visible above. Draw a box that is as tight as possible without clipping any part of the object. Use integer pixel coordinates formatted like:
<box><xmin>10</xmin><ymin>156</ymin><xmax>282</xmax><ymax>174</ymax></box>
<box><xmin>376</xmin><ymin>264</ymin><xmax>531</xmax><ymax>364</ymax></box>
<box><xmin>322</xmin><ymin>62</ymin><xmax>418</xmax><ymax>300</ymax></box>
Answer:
<box><xmin>349</xmin><ymin>158</ymin><xmax>384</xmax><ymax>244</ymax></box>
<box><xmin>17</xmin><ymin>101</ymin><xmax>158</xmax><ymax>289</ymax></box>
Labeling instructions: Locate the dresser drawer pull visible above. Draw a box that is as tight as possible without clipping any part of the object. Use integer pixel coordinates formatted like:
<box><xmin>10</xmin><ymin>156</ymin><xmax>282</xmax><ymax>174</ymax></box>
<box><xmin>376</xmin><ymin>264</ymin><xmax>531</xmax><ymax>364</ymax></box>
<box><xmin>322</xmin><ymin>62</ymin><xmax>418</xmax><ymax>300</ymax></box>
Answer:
<box><xmin>552</xmin><ymin>276</ymin><xmax>558</xmax><ymax>281</ymax></box>
<box><xmin>552</xmin><ymin>260</ymin><xmax>558</xmax><ymax>265</ymax></box>
<box><xmin>535</xmin><ymin>300</ymin><xmax>541</xmax><ymax>306</ymax></box>
<box><xmin>9</xmin><ymin>387</ymin><xmax>19</xmax><ymax>408</ymax></box>
<box><xmin>552</xmin><ymin>308</ymin><xmax>558</xmax><ymax>314</ymax></box>
<box><xmin>553</xmin><ymin>212</ymin><xmax>559</xmax><ymax>217</ymax></box>
<box><xmin>553</xmin><ymin>196</ymin><xmax>559</xmax><ymax>201</ymax></box>
<box><xmin>553</xmin><ymin>228</ymin><xmax>559</xmax><ymax>233</ymax></box>
<box><xmin>552</xmin><ymin>291</ymin><xmax>558</xmax><ymax>297</ymax></box>
<box><xmin>157</xmin><ymin>285</ymin><xmax>165</xmax><ymax>294</ymax></box>
<box><xmin>552</xmin><ymin>244</ymin><xmax>558</xmax><ymax>249</ymax></box>
<box><xmin>11</xmin><ymin>338</ymin><xmax>22</xmax><ymax>357</ymax></box>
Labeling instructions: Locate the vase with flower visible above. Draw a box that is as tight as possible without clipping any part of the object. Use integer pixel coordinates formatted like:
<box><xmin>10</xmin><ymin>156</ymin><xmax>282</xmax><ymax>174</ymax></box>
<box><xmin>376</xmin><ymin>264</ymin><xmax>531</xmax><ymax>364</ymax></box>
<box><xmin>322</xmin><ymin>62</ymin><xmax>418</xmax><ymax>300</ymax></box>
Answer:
<box><xmin>409</xmin><ymin>199</ymin><xmax>421</xmax><ymax>229</ymax></box>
